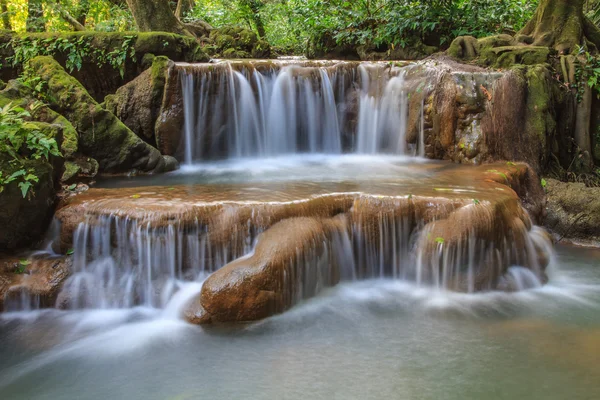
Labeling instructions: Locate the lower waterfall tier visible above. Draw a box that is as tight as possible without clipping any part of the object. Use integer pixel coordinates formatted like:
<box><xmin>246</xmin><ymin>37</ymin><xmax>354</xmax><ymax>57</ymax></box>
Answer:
<box><xmin>1</xmin><ymin>160</ymin><xmax>550</xmax><ymax>323</ymax></box>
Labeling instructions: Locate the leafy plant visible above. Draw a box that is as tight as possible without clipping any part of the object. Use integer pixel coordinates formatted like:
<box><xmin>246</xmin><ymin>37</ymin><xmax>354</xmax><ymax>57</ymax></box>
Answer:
<box><xmin>573</xmin><ymin>46</ymin><xmax>600</xmax><ymax>102</ymax></box>
<box><xmin>0</xmin><ymin>102</ymin><xmax>61</xmax><ymax>198</ymax></box>
<box><xmin>15</xmin><ymin>259</ymin><xmax>30</xmax><ymax>274</ymax></box>
<box><xmin>7</xmin><ymin>34</ymin><xmax>137</xmax><ymax>76</ymax></box>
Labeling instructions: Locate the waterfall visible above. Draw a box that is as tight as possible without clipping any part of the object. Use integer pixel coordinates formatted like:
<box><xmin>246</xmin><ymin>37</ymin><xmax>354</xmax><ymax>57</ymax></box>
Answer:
<box><xmin>178</xmin><ymin>60</ymin><xmax>426</xmax><ymax>163</ymax></box>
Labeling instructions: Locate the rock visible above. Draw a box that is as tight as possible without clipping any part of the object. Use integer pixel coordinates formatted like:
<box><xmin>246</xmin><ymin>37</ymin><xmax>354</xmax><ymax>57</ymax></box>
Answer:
<box><xmin>0</xmin><ymin>119</ymin><xmax>63</xmax><ymax>250</ymax></box>
<box><xmin>155</xmin><ymin>66</ymin><xmax>184</xmax><ymax>156</ymax></box>
<box><xmin>0</xmin><ymin>80</ymin><xmax>79</xmax><ymax>160</ymax></box>
<box><xmin>190</xmin><ymin>216</ymin><xmax>346</xmax><ymax>323</ymax></box>
<box><xmin>545</xmin><ymin>179</ymin><xmax>600</xmax><ymax>245</ymax></box>
<box><xmin>104</xmin><ymin>56</ymin><xmax>172</xmax><ymax>147</ymax></box>
<box><xmin>1</xmin><ymin>32</ymin><xmax>209</xmax><ymax>100</ymax></box>
<box><xmin>208</xmin><ymin>26</ymin><xmax>271</xmax><ymax>59</ymax></box>
<box><xmin>61</xmin><ymin>157</ymin><xmax>99</xmax><ymax>183</ymax></box>
<box><xmin>29</xmin><ymin>56</ymin><xmax>170</xmax><ymax>174</ymax></box>
<box><xmin>306</xmin><ymin>31</ymin><xmax>360</xmax><ymax>60</ymax></box>
<box><xmin>51</xmin><ymin>161</ymin><xmax>547</xmax><ymax>323</ymax></box>
<box><xmin>0</xmin><ymin>254</ymin><xmax>71</xmax><ymax>311</ymax></box>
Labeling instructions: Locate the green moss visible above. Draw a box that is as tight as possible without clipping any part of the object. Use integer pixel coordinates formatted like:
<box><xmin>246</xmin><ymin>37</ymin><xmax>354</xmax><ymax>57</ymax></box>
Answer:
<box><xmin>61</xmin><ymin>161</ymin><xmax>80</xmax><ymax>182</ymax></box>
<box><xmin>523</xmin><ymin>65</ymin><xmax>554</xmax><ymax>150</ymax></box>
<box><xmin>28</xmin><ymin>56</ymin><xmax>165</xmax><ymax>173</ymax></box>
<box><xmin>480</xmin><ymin>46</ymin><xmax>551</xmax><ymax>68</ymax></box>
<box><xmin>0</xmin><ymin>80</ymin><xmax>78</xmax><ymax>158</ymax></box>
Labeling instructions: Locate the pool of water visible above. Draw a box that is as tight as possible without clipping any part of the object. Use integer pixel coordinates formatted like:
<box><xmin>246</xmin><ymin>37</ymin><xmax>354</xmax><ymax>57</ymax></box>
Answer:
<box><xmin>1</xmin><ymin>245</ymin><xmax>599</xmax><ymax>400</ymax></box>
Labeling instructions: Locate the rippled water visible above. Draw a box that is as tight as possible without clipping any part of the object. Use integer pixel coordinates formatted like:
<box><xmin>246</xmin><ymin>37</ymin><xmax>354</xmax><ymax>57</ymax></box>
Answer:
<box><xmin>1</xmin><ymin>246</ymin><xmax>599</xmax><ymax>400</ymax></box>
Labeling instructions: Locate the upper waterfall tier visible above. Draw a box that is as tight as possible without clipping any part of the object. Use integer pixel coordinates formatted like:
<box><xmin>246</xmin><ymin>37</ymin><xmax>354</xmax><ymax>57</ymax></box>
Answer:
<box><xmin>175</xmin><ymin>60</ymin><xmax>443</xmax><ymax>163</ymax></box>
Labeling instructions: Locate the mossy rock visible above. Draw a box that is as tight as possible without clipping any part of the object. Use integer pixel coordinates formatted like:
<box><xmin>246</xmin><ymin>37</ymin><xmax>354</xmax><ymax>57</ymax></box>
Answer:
<box><xmin>209</xmin><ymin>26</ymin><xmax>271</xmax><ymax>59</ymax></box>
<box><xmin>480</xmin><ymin>46</ymin><xmax>552</xmax><ymax>68</ymax></box>
<box><xmin>0</xmin><ymin>80</ymin><xmax>78</xmax><ymax>159</ymax></box>
<box><xmin>1</xmin><ymin>32</ymin><xmax>209</xmax><ymax>100</ymax></box>
<box><xmin>29</xmin><ymin>56</ymin><xmax>176</xmax><ymax>174</ymax></box>
<box><xmin>0</xmin><ymin>120</ymin><xmax>63</xmax><ymax>250</ymax></box>
<box><xmin>61</xmin><ymin>157</ymin><xmax>99</xmax><ymax>183</ymax></box>
<box><xmin>104</xmin><ymin>56</ymin><xmax>171</xmax><ymax>147</ymax></box>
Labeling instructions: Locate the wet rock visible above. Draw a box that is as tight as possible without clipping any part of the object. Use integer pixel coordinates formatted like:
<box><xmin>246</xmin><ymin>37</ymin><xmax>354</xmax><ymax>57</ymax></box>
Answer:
<box><xmin>188</xmin><ymin>216</ymin><xmax>346</xmax><ymax>323</ymax></box>
<box><xmin>545</xmin><ymin>179</ymin><xmax>600</xmax><ymax>245</ymax></box>
<box><xmin>0</xmin><ymin>254</ymin><xmax>71</xmax><ymax>311</ymax></box>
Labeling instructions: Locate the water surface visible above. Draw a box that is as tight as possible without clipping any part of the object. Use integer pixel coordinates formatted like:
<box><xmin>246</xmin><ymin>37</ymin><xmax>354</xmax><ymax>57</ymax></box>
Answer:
<box><xmin>1</xmin><ymin>246</ymin><xmax>599</xmax><ymax>400</ymax></box>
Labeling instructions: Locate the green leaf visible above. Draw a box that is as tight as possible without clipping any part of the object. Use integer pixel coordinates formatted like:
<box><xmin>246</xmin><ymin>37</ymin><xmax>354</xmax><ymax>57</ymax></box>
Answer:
<box><xmin>68</xmin><ymin>184</ymin><xmax>77</xmax><ymax>190</ymax></box>
<box><xmin>66</xmin><ymin>248</ymin><xmax>75</xmax><ymax>256</ymax></box>
<box><xmin>18</xmin><ymin>181</ymin><xmax>32</xmax><ymax>198</ymax></box>
<box><xmin>435</xmin><ymin>237</ymin><xmax>445</xmax><ymax>245</ymax></box>
<box><xmin>541</xmin><ymin>178</ymin><xmax>547</xmax><ymax>188</ymax></box>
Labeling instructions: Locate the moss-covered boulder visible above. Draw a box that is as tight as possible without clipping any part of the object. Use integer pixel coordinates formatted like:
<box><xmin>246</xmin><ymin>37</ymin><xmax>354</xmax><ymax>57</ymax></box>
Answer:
<box><xmin>0</xmin><ymin>80</ymin><xmax>78</xmax><ymax>159</ymax></box>
<box><xmin>0</xmin><ymin>122</ymin><xmax>63</xmax><ymax>250</ymax></box>
<box><xmin>1</xmin><ymin>32</ymin><xmax>209</xmax><ymax>100</ymax></box>
<box><xmin>29</xmin><ymin>56</ymin><xmax>177</xmax><ymax>174</ymax></box>
<box><xmin>104</xmin><ymin>56</ymin><xmax>171</xmax><ymax>147</ymax></box>
<box><xmin>207</xmin><ymin>26</ymin><xmax>271</xmax><ymax>59</ymax></box>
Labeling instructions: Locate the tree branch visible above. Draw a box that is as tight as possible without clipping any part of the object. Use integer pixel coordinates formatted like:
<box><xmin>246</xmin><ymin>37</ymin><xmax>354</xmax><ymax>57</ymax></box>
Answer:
<box><xmin>54</xmin><ymin>3</ymin><xmax>86</xmax><ymax>31</ymax></box>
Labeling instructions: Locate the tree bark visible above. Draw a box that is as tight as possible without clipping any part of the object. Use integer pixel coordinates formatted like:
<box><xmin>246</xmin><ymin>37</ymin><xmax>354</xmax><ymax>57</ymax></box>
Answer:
<box><xmin>75</xmin><ymin>0</ymin><xmax>91</xmax><ymax>26</ymax></box>
<box><xmin>26</xmin><ymin>0</ymin><xmax>45</xmax><ymax>32</ymax></box>
<box><xmin>125</xmin><ymin>0</ymin><xmax>191</xmax><ymax>35</ymax></box>
<box><xmin>240</xmin><ymin>0</ymin><xmax>266</xmax><ymax>38</ymax></box>
<box><xmin>175</xmin><ymin>0</ymin><xmax>194</xmax><ymax>19</ymax></box>
<box><xmin>518</xmin><ymin>0</ymin><xmax>600</xmax><ymax>54</ymax></box>
<box><xmin>1</xmin><ymin>0</ymin><xmax>11</xmax><ymax>30</ymax></box>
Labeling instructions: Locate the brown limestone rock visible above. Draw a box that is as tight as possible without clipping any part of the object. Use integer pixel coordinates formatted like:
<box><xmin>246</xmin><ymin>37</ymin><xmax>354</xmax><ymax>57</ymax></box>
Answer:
<box><xmin>0</xmin><ymin>254</ymin><xmax>71</xmax><ymax>311</ymax></box>
<box><xmin>189</xmin><ymin>216</ymin><xmax>347</xmax><ymax>323</ymax></box>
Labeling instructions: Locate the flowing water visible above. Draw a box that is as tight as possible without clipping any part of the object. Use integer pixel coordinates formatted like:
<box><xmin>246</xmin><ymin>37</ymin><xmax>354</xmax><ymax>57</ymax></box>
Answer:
<box><xmin>1</xmin><ymin>246</ymin><xmax>600</xmax><ymax>399</ymax></box>
<box><xmin>2</xmin><ymin>59</ymin><xmax>598</xmax><ymax>398</ymax></box>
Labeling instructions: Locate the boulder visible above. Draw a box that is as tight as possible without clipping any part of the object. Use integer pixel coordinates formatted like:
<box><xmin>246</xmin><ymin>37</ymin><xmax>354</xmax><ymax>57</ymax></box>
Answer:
<box><xmin>0</xmin><ymin>254</ymin><xmax>71</xmax><ymax>311</ymax></box>
<box><xmin>208</xmin><ymin>26</ymin><xmax>271</xmax><ymax>59</ymax></box>
<box><xmin>0</xmin><ymin>120</ymin><xmax>63</xmax><ymax>250</ymax></box>
<box><xmin>104</xmin><ymin>56</ymin><xmax>172</xmax><ymax>147</ymax></box>
<box><xmin>1</xmin><ymin>32</ymin><xmax>209</xmax><ymax>100</ymax></box>
<box><xmin>545</xmin><ymin>179</ymin><xmax>600</xmax><ymax>245</ymax></box>
<box><xmin>29</xmin><ymin>56</ymin><xmax>177</xmax><ymax>174</ymax></box>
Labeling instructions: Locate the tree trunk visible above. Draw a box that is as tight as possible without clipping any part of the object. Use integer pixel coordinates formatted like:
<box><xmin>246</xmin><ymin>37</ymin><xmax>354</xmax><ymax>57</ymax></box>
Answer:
<box><xmin>1</xmin><ymin>0</ymin><xmax>11</xmax><ymax>30</ymax></box>
<box><xmin>175</xmin><ymin>0</ymin><xmax>194</xmax><ymax>19</ymax></box>
<box><xmin>75</xmin><ymin>0</ymin><xmax>91</xmax><ymax>26</ymax></box>
<box><xmin>26</xmin><ymin>0</ymin><xmax>45</xmax><ymax>32</ymax></box>
<box><xmin>125</xmin><ymin>0</ymin><xmax>191</xmax><ymax>35</ymax></box>
<box><xmin>519</xmin><ymin>0</ymin><xmax>600</xmax><ymax>54</ymax></box>
<box><xmin>240</xmin><ymin>0</ymin><xmax>266</xmax><ymax>38</ymax></box>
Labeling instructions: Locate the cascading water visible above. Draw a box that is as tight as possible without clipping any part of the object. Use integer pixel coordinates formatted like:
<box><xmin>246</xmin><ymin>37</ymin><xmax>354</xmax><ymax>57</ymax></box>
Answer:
<box><xmin>177</xmin><ymin>60</ymin><xmax>427</xmax><ymax>163</ymax></box>
<box><xmin>2</xmin><ymin>60</ymin><xmax>553</xmax><ymax>318</ymax></box>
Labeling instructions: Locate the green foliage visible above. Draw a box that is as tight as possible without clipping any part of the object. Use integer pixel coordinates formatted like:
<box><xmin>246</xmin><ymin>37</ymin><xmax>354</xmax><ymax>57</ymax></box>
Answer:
<box><xmin>573</xmin><ymin>46</ymin><xmax>600</xmax><ymax>103</ymax></box>
<box><xmin>0</xmin><ymin>102</ymin><xmax>61</xmax><ymax>198</ymax></box>
<box><xmin>6</xmin><ymin>34</ymin><xmax>137</xmax><ymax>76</ymax></box>
<box><xmin>15</xmin><ymin>259</ymin><xmax>30</xmax><ymax>274</ymax></box>
<box><xmin>191</xmin><ymin>0</ymin><xmax>537</xmax><ymax>54</ymax></box>
<box><xmin>586</xmin><ymin>0</ymin><xmax>600</xmax><ymax>27</ymax></box>
<box><xmin>2</xmin><ymin>0</ymin><xmax>134</xmax><ymax>33</ymax></box>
